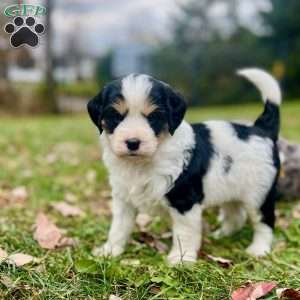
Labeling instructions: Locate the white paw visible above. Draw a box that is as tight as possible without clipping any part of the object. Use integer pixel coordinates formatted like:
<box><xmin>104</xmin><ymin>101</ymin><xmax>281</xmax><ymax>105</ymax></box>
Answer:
<box><xmin>167</xmin><ymin>250</ymin><xmax>197</xmax><ymax>266</ymax></box>
<box><xmin>246</xmin><ymin>243</ymin><xmax>271</xmax><ymax>257</ymax></box>
<box><xmin>92</xmin><ymin>242</ymin><xmax>124</xmax><ymax>257</ymax></box>
<box><xmin>212</xmin><ymin>227</ymin><xmax>233</xmax><ymax>239</ymax></box>
<box><xmin>212</xmin><ymin>229</ymin><xmax>224</xmax><ymax>239</ymax></box>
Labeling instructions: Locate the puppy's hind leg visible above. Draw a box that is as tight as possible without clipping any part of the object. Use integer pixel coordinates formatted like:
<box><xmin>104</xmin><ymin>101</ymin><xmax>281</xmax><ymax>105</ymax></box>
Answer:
<box><xmin>213</xmin><ymin>201</ymin><xmax>247</xmax><ymax>239</ymax></box>
<box><xmin>245</xmin><ymin>184</ymin><xmax>276</xmax><ymax>257</ymax></box>
<box><xmin>167</xmin><ymin>204</ymin><xmax>202</xmax><ymax>265</ymax></box>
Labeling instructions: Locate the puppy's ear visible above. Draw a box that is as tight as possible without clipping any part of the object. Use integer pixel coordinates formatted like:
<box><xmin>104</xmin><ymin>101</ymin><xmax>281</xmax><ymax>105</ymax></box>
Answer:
<box><xmin>87</xmin><ymin>91</ymin><xmax>104</xmax><ymax>133</ymax></box>
<box><xmin>165</xmin><ymin>87</ymin><xmax>187</xmax><ymax>135</ymax></box>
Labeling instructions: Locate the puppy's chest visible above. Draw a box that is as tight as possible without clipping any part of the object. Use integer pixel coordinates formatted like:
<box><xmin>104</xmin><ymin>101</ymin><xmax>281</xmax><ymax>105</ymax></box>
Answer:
<box><xmin>110</xmin><ymin>165</ymin><xmax>170</xmax><ymax>213</ymax></box>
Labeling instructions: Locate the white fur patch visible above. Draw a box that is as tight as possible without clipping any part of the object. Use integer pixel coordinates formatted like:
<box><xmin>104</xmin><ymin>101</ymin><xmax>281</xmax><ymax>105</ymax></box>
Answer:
<box><xmin>202</xmin><ymin>121</ymin><xmax>276</xmax><ymax>209</ymax></box>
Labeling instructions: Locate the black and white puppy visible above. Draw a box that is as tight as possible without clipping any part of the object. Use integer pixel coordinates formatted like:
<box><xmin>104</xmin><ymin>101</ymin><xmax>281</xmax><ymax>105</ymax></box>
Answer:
<box><xmin>87</xmin><ymin>69</ymin><xmax>281</xmax><ymax>264</ymax></box>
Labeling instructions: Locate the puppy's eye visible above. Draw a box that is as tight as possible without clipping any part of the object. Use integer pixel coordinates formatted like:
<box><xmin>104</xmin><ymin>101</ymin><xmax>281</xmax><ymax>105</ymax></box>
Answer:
<box><xmin>144</xmin><ymin>110</ymin><xmax>167</xmax><ymax>135</ymax></box>
<box><xmin>147</xmin><ymin>111</ymin><xmax>166</xmax><ymax>123</ymax></box>
<box><xmin>103</xmin><ymin>108</ymin><xmax>126</xmax><ymax>133</ymax></box>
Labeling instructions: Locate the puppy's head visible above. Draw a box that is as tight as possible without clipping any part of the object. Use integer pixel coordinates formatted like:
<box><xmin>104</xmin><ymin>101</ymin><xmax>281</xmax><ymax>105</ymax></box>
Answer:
<box><xmin>87</xmin><ymin>74</ymin><xmax>186</xmax><ymax>158</ymax></box>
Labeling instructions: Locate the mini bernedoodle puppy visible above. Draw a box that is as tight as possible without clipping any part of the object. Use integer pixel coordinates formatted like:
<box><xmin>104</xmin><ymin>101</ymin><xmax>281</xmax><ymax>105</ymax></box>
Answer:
<box><xmin>87</xmin><ymin>68</ymin><xmax>281</xmax><ymax>264</ymax></box>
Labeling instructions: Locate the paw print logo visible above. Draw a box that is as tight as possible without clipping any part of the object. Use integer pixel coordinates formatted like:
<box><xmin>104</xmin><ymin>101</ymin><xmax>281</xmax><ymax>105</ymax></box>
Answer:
<box><xmin>4</xmin><ymin>16</ymin><xmax>45</xmax><ymax>48</ymax></box>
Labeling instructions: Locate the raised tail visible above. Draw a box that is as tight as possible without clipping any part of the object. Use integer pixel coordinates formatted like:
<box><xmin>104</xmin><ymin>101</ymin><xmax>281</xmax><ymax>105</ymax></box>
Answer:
<box><xmin>237</xmin><ymin>68</ymin><xmax>282</xmax><ymax>140</ymax></box>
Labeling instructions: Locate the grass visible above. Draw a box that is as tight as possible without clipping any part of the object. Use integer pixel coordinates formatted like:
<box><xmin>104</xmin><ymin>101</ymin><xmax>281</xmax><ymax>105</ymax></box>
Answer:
<box><xmin>0</xmin><ymin>101</ymin><xmax>300</xmax><ymax>299</ymax></box>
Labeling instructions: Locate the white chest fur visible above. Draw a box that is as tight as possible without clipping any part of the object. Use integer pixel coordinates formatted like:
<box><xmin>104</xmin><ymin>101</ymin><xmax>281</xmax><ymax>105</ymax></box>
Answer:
<box><xmin>100</xmin><ymin>121</ymin><xmax>195</xmax><ymax>213</ymax></box>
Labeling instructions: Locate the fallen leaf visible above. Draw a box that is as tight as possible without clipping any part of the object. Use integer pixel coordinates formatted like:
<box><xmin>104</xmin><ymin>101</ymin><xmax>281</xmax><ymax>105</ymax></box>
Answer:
<box><xmin>231</xmin><ymin>281</ymin><xmax>277</xmax><ymax>300</ymax></box>
<box><xmin>198</xmin><ymin>251</ymin><xmax>233</xmax><ymax>268</ymax></box>
<box><xmin>136</xmin><ymin>213</ymin><xmax>152</xmax><ymax>230</ymax></box>
<box><xmin>33</xmin><ymin>213</ymin><xmax>62</xmax><ymax>249</ymax></box>
<box><xmin>150</xmin><ymin>286</ymin><xmax>161</xmax><ymax>295</ymax></box>
<box><xmin>109</xmin><ymin>295</ymin><xmax>122</xmax><ymax>300</ymax></box>
<box><xmin>277</xmin><ymin>288</ymin><xmax>300</xmax><ymax>299</ymax></box>
<box><xmin>33</xmin><ymin>213</ymin><xmax>75</xmax><ymax>249</ymax></box>
<box><xmin>51</xmin><ymin>202</ymin><xmax>84</xmax><ymax>217</ymax></box>
<box><xmin>136</xmin><ymin>231</ymin><xmax>168</xmax><ymax>254</ymax></box>
<box><xmin>0</xmin><ymin>248</ymin><xmax>8</xmax><ymax>262</ymax></box>
<box><xmin>8</xmin><ymin>253</ymin><xmax>35</xmax><ymax>267</ymax></box>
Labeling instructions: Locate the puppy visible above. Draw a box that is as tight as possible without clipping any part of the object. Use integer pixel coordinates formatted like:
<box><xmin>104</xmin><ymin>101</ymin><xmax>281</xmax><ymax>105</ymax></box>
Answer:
<box><xmin>87</xmin><ymin>69</ymin><xmax>281</xmax><ymax>264</ymax></box>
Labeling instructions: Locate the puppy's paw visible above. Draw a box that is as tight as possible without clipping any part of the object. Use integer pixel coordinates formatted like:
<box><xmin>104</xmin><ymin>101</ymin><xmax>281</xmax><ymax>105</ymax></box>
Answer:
<box><xmin>211</xmin><ymin>229</ymin><xmax>225</xmax><ymax>239</ymax></box>
<box><xmin>167</xmin><ymin>250</ymin><xmax>197</xmax><ymax>266</ymax></box>
<box><xmin>246</xmin><ymin>243</ymin><xmax>271</xmax><ymax>257</ymax></box>
<box><xmin>92</xmin><ymin>242</ymin><xmax>124</xmax><ymax>257</ymax></box>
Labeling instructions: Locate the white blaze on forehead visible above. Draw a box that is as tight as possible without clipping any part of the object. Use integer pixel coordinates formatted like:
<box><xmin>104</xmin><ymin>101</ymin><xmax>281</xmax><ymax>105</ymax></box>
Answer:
<box><xmin>121</xmin><ymin>74</ymin><xmax>153</xmax><ymax>113</ymax></box>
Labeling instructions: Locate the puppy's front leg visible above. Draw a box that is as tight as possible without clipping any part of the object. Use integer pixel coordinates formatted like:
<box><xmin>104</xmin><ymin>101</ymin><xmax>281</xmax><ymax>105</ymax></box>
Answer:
<box><xmin>93</xmin><ymin>196</ymin><xmax>136</xmax><ymax>257</ymax></box>
<box><xmin>168</xmin><ymin>204</ymin><xmax>202</xmax><ymax>265</ymax></box>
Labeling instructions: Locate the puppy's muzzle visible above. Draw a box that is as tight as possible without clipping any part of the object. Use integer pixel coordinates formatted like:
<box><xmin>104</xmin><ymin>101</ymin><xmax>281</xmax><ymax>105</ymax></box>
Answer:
<box><xmin>125</xmin><ymin>138</ymin><xmax>141</xmax><ymax>151</ymax></box>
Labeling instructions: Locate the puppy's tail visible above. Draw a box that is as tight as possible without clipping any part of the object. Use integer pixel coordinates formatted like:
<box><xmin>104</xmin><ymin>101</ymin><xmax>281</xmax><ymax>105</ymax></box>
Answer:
<box><xmin>237</xmin><ymin>68</ymin><xmax>282</xmax><ymax>140</ymax></box>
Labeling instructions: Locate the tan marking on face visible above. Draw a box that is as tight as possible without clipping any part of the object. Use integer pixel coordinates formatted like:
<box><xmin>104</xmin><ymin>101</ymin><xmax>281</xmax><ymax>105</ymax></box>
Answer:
<box><xmin>111</xmin><ymin>99</ymin><xmax>128</xmax><ymax>115</ymax></box>
<box><xmin>142</xmin><ymin>101</ymin><xmax>158</xmax><ymax>116</ymax></box>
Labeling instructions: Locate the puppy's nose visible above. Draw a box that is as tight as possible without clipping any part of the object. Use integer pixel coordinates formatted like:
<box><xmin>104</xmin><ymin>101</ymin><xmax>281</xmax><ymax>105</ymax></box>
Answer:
<box><xmin>126</xmin><ymin>138</ymin><xmax>141</xmax><ymax>151</ymax></box>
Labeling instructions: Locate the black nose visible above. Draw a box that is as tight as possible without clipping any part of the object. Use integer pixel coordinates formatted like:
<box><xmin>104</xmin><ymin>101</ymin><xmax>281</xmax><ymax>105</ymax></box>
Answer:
<box><xmin>126</xmin><ymin>138</ymin><xmax>141</xmax><ymax>151</ymax></box>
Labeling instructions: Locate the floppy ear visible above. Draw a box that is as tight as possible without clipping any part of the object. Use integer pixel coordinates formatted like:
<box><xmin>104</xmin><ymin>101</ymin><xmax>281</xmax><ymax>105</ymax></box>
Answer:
<box><xmin>165</xmin><ymin>87</ymin><xmax>187</xmax><ymax>135</ymax></box>
<box><xmin>87</xmin><ymin>91</ymin><xmax>104</xmax><ymax>133</ymax></box>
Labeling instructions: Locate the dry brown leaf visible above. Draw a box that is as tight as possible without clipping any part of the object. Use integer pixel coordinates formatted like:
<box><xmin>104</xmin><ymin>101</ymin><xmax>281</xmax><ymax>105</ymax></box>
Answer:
<box><xmin>51</xmin><ymin>202</ymin><xmax>84</xmax><ymax>217</ymax></box>
<box><xmin>8</xmin><ymin>253</ymin><xmax>35</xmax><ymax>267</ymax></box>
<box><xmin>198</xmin><ymin>251</ymin><xmax>233</xmax><ymax>268</ymax></box>
<box><xmin>33</xmin><ymin>213</ymin><xmax>75</xmax><ymax>250</ymax></box>
<box><xmin>150</xmin><ymin>286</ymin><xmax>161</xmax><ymax>295</ymax></box>
<box><xmin>33</xmin><ymin>213</ymin><xmax>62</xmax><ymax>249</ymax></box>
<box><xmin>231</xmin><ymin>281</ymin><xmax>277</xmax><ymax>300</ymax></box>
<box><xmin>0</xmin><ymin>248</ymin><xmax>8</xmax><ymax>262</ymax></box>
<box><xmin>136</xmin><ymin>231</ymin><xmax>168</xmax><ymax>254</ymax></box>
<box><xmin>277</xmin><ymin>288</ymin><xmax>300</xmax><ymax>299</ymax></box>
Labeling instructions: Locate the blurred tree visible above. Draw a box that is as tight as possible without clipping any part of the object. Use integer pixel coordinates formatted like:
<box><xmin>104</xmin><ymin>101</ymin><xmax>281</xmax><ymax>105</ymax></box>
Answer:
<box><xmin>260</xmin><ymin>0</ymin><xmax>300</xmax><ymax>98</ymax></box>
<box><xmin>151</xmin><ymin>0</ymin><xmax>269</xmax><ymax>105</ymax></box>
<box><xmin>96</xmin><ymin>51</ymin><xmax>113</xmax><ymax>86</ymax></box>
<box><xmin>44</xmin><ymin>0</ymin><xmax>59</xmax><ymax>112</ymax></box>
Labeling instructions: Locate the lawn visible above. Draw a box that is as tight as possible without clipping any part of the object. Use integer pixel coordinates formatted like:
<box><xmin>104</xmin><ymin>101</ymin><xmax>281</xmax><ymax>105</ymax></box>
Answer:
<box><xmin>0</xmin><ymin>101</ymin><xmax>300</xmax><ymax>299</ymax></box>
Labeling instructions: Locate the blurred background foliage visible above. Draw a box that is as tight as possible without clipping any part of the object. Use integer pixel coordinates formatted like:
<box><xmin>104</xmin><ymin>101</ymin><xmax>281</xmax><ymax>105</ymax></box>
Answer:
<box><xmin>0</xmin><ymin>0</ymin><xmax>300</xmax><ymax>113</ymax></box>
<box><xmin>151</xmin><ymin>0</ymin><xmax>300</xmax><ymax>105</ymax></box>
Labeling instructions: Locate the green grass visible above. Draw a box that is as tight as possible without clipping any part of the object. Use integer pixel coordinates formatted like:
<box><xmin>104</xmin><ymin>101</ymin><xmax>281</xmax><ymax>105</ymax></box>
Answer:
<box><xmin>0</xmin><ymin>102</ymin><xmax>300</xmax><ymax>299</ymax></box>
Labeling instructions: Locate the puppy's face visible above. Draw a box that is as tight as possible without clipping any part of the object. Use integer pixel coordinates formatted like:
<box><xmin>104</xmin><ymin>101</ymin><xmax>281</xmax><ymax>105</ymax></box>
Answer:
<box><xmin>87</xmin><ymin>74</ymin><xmax>186</xmax><ymax>158</ymax></box>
